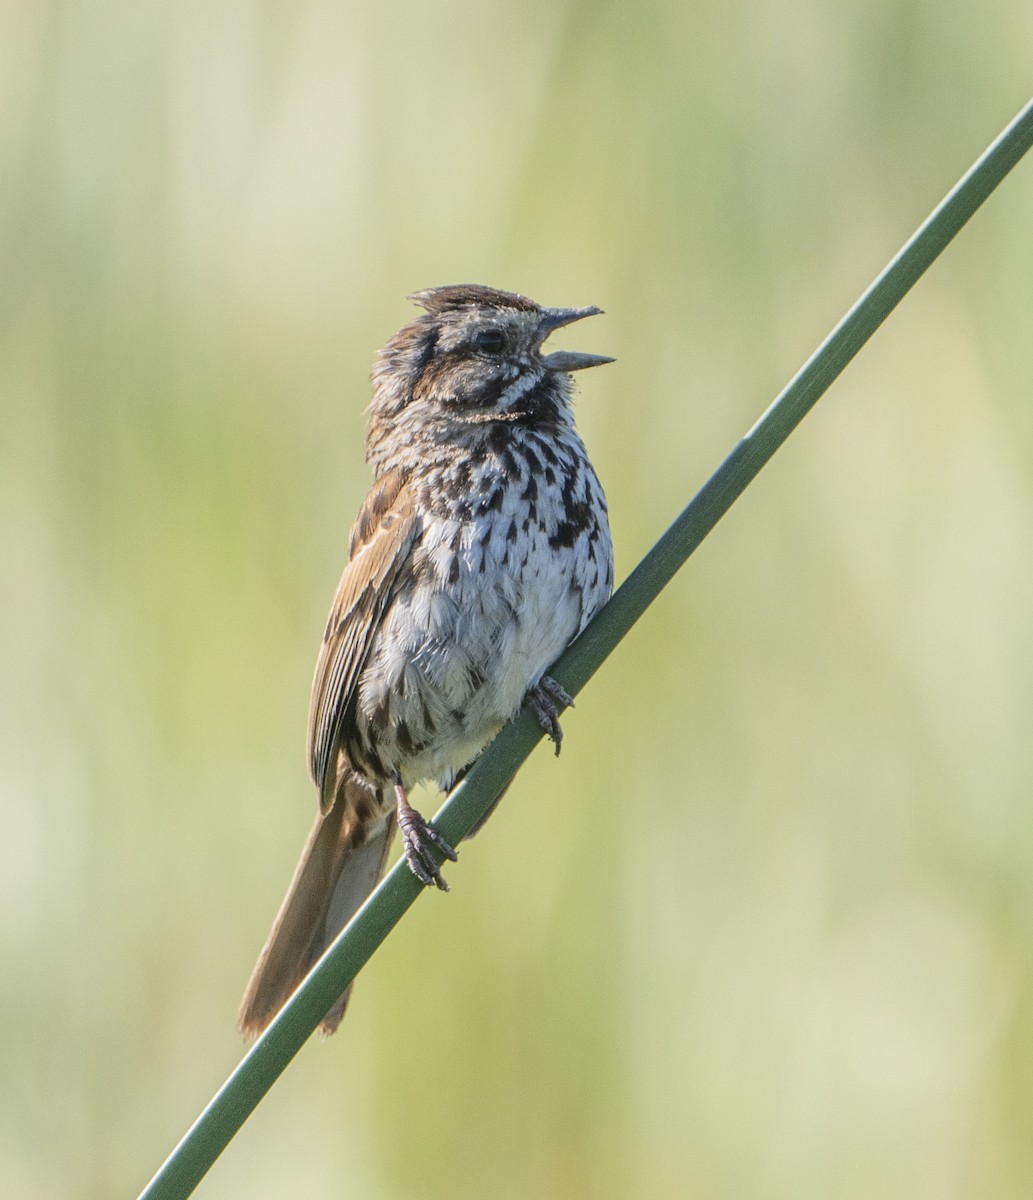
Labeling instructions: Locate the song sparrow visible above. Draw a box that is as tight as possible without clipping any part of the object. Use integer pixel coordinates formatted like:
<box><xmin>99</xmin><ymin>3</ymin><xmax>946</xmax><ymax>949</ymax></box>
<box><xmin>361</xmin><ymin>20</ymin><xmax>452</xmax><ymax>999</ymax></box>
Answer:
<box><xmin>238</xmin><ymin>285</ymin><xmax>614</xmax><ymax>1037</ymax></box>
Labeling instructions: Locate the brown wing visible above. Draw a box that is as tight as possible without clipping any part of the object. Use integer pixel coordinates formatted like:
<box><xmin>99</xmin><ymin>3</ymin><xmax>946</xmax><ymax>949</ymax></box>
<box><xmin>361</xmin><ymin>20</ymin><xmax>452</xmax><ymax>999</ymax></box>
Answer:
<box><xmin>306</xmin><ymin>468</ymin><xmax>418</xmax><ymax>812</ymax></box>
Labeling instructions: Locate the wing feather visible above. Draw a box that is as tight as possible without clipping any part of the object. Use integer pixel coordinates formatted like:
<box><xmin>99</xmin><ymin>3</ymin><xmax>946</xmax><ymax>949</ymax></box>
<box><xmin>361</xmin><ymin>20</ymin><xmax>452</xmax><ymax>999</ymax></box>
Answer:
<box><xmin>306</xmin><ymin>469</ymin><xmax>418</xmax><ymax>811</ymax></box>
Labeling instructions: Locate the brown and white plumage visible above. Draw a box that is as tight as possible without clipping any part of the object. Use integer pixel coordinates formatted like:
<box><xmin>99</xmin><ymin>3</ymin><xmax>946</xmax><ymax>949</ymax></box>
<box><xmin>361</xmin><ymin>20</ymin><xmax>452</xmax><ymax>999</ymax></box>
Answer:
<box><xmin>308</xmin><ymin>469</ymin><xmax>418</xmax><ymax>815</ymax></box>
<box><xmin>238</xmin><ymin>285</ymin><xmax>613</xmax><ymax>1037</ymax></box>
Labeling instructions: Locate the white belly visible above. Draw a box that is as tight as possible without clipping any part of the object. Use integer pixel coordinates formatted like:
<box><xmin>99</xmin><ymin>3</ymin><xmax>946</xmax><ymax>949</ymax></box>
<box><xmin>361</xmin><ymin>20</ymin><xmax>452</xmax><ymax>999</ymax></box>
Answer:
<box><xmin>355</xmin><ymin>456</ymin><xmax>612</xmax><ymax>789</ymax></box>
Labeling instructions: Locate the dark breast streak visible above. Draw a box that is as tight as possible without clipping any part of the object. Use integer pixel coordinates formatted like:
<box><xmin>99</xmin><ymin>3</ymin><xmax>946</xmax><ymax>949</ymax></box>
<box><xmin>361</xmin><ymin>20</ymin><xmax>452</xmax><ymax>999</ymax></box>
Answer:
<box><xmin>345</xmin><ymin>421</ymin><xmax>612</xmax><ymax>790</ymax></box>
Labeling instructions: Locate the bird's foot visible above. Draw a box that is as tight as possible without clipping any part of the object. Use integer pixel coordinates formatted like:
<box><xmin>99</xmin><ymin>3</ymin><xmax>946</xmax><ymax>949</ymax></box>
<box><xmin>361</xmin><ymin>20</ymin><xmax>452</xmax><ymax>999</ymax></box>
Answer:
<box><xmin>524</xmin><ymin>675</ymin><xmax>575</xmax><ymax>756</ymax></box>
<box><xmin>393</xmin><ymin>779</ymin><xmax>457</xmax><ymax>891</ymax></box>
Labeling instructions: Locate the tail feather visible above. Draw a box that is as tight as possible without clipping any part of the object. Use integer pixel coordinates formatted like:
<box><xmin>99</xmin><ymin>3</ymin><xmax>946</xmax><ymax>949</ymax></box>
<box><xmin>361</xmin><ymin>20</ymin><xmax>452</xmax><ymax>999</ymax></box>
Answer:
<box><xmin>238</xmin><ymin>771</ymin><xmax>392</xmax><ymax>1038</ymax></box>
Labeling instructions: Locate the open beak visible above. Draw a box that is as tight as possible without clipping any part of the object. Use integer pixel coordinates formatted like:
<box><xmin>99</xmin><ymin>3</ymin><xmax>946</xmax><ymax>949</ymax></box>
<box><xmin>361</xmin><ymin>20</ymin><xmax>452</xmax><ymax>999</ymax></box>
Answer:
<box><xmin>537</xmin><ymin>305</ymin><xmax>614</xmax><ymax>372</ymax></box>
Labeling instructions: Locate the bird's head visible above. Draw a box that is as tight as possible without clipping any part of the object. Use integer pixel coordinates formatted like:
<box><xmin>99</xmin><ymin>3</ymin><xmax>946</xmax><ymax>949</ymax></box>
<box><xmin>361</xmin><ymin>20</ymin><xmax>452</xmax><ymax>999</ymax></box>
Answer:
<box><xmin>367</xmin><ymin>285</ymin><xmax>611</xmax><ymax>471</ymax></box>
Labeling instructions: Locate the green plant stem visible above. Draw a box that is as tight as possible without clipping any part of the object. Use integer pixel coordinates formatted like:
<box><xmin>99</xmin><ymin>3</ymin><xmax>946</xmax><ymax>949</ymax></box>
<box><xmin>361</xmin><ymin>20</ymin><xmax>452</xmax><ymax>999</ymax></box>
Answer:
<box><xmin>139</xmin><ymin>95</ymin><xmax>1033</xmax><ymax>1200</ymax></box>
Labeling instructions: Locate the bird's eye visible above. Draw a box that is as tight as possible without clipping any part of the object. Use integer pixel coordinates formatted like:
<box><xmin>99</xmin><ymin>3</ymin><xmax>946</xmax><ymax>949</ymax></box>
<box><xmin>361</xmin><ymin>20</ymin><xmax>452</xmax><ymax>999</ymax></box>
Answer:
<box><xmin>473</xmin><ymin>328</ymin><xmax>506</xmax><ymax>355</ymax></box>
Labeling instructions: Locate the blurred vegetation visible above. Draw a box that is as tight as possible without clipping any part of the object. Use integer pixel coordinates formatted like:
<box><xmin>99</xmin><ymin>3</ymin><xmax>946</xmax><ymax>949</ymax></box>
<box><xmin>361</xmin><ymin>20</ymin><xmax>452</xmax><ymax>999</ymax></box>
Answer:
<box><xmin>3</xmin><ymin>2</ymin><xmax>1033</xmax><ymax>1197</ymax></box>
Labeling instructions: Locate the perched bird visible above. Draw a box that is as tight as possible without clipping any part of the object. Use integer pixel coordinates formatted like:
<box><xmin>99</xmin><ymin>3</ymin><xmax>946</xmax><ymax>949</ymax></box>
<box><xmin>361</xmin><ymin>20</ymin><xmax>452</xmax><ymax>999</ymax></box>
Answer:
<box><xmin>238</xmin><ymin>285</ymin><xmax>614</xmax><ymax>1036</ymax></box>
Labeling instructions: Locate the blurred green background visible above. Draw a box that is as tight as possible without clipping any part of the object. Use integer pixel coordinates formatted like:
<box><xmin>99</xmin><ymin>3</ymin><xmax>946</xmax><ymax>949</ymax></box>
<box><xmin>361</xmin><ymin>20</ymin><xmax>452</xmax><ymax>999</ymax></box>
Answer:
<box><xmin>3</xmin><ymin>1</ymin><xmax>1033</xmax><ymax>1196</ymax></box>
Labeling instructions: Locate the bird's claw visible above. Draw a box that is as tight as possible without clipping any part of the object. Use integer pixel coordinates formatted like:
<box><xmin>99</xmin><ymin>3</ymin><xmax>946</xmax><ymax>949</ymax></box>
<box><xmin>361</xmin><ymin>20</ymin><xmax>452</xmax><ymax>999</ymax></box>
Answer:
<box><xmin>525</xmin><ymin>675</ymin><xmax>575</xmax><ymax>756</ymax></box>
<box><xmin>394</xmin><ymin>786</ymin><xmax>457</xmax><ymax>891</ymax></box>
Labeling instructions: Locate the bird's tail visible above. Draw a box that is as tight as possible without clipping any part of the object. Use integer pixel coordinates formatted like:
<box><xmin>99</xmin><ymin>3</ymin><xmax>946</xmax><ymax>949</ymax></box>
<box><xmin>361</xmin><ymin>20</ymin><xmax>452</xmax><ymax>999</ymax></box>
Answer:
<box><xmin>238</xmin><ymin>771</ymin><xmax>393</xmax><ymax>1038</ymax></box>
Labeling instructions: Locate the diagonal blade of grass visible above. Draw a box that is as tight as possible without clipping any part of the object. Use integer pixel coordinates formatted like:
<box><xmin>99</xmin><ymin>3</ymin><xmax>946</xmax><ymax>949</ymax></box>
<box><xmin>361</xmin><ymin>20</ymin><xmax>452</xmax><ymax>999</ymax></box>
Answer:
<box><xmin>139</xmin><ymin>94</ymin><xmax>1033</xmax><ymax>1200</ymax></box>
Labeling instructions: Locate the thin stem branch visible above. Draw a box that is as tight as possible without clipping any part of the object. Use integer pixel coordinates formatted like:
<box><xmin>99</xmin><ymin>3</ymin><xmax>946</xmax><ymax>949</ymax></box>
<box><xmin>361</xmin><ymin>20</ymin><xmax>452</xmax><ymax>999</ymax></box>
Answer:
<box><xmin>139</xmin><ymin>95</ymin><xmax>1033</xmax><ymax>1200</ymax></box>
